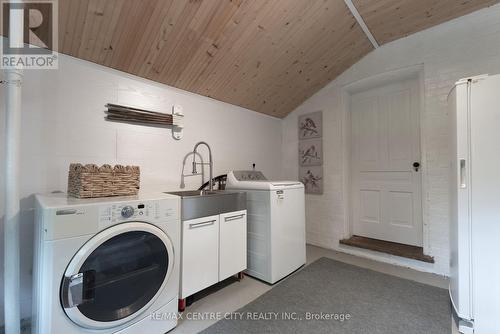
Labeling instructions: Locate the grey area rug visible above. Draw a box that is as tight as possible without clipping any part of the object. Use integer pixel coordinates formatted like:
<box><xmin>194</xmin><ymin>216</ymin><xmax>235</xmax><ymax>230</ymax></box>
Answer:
<box><xmin>200</xmin><ymin>257</ymin><xmax>450</xmax><ymax>334</ymax></box>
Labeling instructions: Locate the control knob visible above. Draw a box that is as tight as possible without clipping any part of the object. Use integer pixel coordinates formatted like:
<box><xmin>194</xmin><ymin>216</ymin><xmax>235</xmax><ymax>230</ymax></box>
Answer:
<box><xmin>121</xmin><ymin>205</ymin><xmax>134</xmax><ymax>218</ymax></box>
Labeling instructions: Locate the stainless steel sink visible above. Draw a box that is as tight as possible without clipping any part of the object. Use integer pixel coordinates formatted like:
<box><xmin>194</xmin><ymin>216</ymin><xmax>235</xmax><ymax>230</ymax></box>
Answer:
<box><xmin>165</xmin><ymin>190</ymin><xmax>246</xmax><ymax>220</ymax></box>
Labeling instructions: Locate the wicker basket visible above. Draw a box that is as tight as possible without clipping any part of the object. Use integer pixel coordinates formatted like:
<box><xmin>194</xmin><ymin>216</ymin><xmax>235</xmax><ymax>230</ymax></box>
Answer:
<box><xmin>68</xmin><ymin>163</ymin><xmax>140</xmax><ymax>198</ymax></box>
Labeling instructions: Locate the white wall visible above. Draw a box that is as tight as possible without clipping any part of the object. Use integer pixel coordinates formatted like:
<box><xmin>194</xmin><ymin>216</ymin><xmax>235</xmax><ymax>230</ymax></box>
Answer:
<box><xmin>3</xmin><ymin>2</ymin><xmax>500</xmax><ymax>325</ymax></box>
<box><xmin>282</xmin><ymin>4</ymin><xmax>500</xmax><ymax>276</ymax></box>
<box><xmin>0</xmin><ymin>54</ymin><xmax>283</xmax><ymax>323</ymax></box>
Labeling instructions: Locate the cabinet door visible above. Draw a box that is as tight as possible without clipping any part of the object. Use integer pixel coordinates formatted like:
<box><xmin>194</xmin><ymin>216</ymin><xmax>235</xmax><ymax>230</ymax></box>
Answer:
<box><xmin>181</xmin><ymin>215</ymin><xmax>219</xmax><ymax>298</ymax></box>
<box><xmin>219</xmin><ymin>210</ymin><xmax>247</xmax><ymax>281</ymax></box>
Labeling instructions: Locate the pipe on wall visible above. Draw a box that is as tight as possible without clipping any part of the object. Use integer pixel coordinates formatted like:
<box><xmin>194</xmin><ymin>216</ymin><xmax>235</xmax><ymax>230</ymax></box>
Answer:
<box><xmin>3</xmin><ymin>70</ymin><xmax>22</xmax><ymax>334</ymax></box>
<box><xmin>3</xmin><ymin>3</ymin><xmax>24</xmax><ymax>334</ymax></box>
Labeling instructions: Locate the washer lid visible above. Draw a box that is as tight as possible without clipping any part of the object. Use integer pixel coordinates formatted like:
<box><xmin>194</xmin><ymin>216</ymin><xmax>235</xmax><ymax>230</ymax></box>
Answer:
<box><xmin>60</xmin><ymin>222</ymin><xmax>174</xmax><ymax>330</ymax></box>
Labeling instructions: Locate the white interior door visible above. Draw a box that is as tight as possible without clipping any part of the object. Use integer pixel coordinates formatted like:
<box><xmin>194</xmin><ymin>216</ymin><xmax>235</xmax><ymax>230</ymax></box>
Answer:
<box><xmin>350</xmin><ymin>77</ymin><xmax>422</xmax><ymax>246</ymax></box>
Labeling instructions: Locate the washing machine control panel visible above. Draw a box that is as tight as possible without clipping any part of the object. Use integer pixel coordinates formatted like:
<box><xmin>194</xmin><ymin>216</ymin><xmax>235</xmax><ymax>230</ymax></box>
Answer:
<box><xmin>99</xmin><ymin>200</ymin><xmax>178</xmax><ymax>227</ymax></box>
<box><xmin>233</xmin><ymin>170</ymin><xmax>267</xmax><ymax>181</ymax></box>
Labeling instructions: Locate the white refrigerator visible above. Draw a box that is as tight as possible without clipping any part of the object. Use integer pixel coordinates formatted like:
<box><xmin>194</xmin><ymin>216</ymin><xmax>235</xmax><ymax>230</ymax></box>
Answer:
<box><xmin>448</xmin><ymin>74</ymin><xmax>500</xmax><ymax>334</ymax></box>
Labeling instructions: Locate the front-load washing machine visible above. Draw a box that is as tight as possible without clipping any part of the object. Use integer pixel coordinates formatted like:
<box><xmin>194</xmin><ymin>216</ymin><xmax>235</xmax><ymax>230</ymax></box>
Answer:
<box><xmin>33</xmin><ymin>193</ymin><xmax>180</xmax><ymax>333</ymax></box>
<box><xmin>226</xmin><ymin>170</ymin><xmax>306</xmax><ymax>284</ymax></box>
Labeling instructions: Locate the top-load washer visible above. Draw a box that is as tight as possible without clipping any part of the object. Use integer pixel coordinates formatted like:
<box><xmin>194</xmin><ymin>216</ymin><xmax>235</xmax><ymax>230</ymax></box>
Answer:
<box><xmin>33</xmin><ymin>192</ymin><xmax>180</xmax><ymax>334</ymax></box>
<box><xmin>226</xmin><ymin>170</ymin><xmax>306</xmax><ymax>284</ymax></box>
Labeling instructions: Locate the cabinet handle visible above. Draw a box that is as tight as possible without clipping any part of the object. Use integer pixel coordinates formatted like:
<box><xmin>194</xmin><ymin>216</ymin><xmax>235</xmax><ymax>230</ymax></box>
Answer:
<box><xmin>225</xmin><ymin>214</ymin><xmax>245</xmax><ymax>222</ymax></box>
<box><xmin>189</xmin><ymin>220</ymin><xmax>216</xmax><ymax>229</ymax></box>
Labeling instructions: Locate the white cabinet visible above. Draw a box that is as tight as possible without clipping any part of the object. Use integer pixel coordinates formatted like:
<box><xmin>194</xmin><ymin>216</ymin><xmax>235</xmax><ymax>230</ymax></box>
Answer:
<box><xmin>219</xmin><ymin>210</ymin><xmax>247</xmax><ymax>281</ymax></box>
<box><xmin>180</xmin><ymin>215</ymin><xmax>219</xmax><ymax>299</ymax></box>
<box><xmin>180</xmin><ymin>210</ymin><xmax>247</xmax><ymax>300</ymax></box>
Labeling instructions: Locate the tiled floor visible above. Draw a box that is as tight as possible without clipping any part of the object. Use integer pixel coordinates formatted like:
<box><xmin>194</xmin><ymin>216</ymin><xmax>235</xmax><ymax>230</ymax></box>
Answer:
<box><xmin>172</xmin><ymin>244</ymin><xmax>457</xmax><ymax>334</ymax></box>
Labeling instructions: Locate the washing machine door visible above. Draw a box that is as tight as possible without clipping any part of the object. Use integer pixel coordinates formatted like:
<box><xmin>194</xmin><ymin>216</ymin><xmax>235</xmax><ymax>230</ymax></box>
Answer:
<box><xmin>60</xmin><ymin>222</ymin><xmax>174</xmax><ymax>329</ymax></box>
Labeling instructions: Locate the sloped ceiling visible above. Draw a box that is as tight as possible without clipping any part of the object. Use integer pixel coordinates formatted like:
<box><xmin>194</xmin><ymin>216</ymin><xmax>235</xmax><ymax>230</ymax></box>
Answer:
<box><xmin>354</xmin><ymin>0</ymin><xmax>500</xmax><ymax>44</ymax></box>
<box><xmin>53</xmin><ymin>0</ymin><xmax>500</xmax><ymax>117</ymax></box>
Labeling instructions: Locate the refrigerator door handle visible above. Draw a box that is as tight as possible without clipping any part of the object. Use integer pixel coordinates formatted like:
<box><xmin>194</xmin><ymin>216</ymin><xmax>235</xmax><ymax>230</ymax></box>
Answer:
<box><xmin>460</xmin><ymin>159</ymin><xmax>467</xmax><ymax>188</ymax></box>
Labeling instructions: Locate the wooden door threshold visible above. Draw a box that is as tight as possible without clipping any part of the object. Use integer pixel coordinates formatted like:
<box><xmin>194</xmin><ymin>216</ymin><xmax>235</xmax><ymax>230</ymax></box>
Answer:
<box><xmin>340</xmin><ymin>235</ymin><xmax>434</xmax><ymax>263</ymax></box>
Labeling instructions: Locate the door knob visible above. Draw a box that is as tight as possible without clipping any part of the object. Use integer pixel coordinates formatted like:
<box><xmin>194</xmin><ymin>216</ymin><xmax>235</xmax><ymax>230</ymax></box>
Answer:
<box><xmin>413</xmin><ymin>162</ymin><xmax>420</xmax><ymax>172</ymax></box>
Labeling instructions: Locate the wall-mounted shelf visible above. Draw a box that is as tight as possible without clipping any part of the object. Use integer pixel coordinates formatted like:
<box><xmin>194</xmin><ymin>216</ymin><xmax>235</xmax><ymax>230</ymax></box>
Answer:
<box><xmin>105</xmin><ymin>103</ymin><xmax>184</xmax><ymax>140</ymax></box>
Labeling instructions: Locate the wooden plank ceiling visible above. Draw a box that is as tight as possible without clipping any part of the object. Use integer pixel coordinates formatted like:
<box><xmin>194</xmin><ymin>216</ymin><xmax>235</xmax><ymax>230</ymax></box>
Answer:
<box><xmin>354</xmin><ymin>0</ymin><xmax>500</xmax><ymax>45</ymax></box>
<box><xmin>54</xmin><ymin>0</ymin><xmax>498</xmax><ymax>117</ymax></box>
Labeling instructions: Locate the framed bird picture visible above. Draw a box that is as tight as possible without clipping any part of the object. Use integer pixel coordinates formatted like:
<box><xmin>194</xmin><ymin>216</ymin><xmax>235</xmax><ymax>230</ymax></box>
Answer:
<box><xmin>298</xmin><ymin>111</ymin><xmax>323</xmax><ymax>194</ymax></box>
<box><xmin>299</xmin><ymin>138</ymin><xmax>323</xmax><ymax>166</ymax></box>
<box><xmin>299</xmin><ymin>166</ymin><xmax>323</xmax><ymax>194</ymax></box>
<box><xmin>298</xmin><ymin>111</ymin><xmax>322</xmax><ymax>139</ymax></box>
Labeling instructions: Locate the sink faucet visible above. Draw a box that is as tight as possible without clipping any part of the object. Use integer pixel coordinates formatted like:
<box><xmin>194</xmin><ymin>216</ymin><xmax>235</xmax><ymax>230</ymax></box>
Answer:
<box><xmin>192</xmin><ymin>141</ymin><xmax>213</xmax><ymax>190</ymax></box>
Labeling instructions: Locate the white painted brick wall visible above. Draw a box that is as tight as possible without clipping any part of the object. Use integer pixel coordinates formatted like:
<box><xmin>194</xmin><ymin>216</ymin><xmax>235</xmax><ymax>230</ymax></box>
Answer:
<box><xmin>0</xmin><ymin>54</ymin><xmax>283</xmax><ymax>323</ymax></box>
<box><xmin>282</xmin><ymin>4</ymin><xmax>500</xmax><ymax>276</ymax></box>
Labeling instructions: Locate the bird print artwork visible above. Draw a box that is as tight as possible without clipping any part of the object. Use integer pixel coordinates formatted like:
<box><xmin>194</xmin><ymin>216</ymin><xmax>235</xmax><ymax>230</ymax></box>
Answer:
<box><xmin>298</xmin><ymin>111</ymin><xmax>323</xmax><ymax>194</ymax></box>
<box><xmin>300</xmin><ymin>118</ymin><xmax>318</xmax><ymax>138</ymax></box>
<box><xmin>299</xmin><ymin>138</ymin><xmax>322</xmax><ymax>166</ymax></box>
<box><xmin>300</xmin><ymin>166</ymin><xmax>323</xmax><ymax>194</ymax></box>
<box><xmin>298</xmin><ymin>111</ymin><xmax>322</xmax><ymax>139</ymax></box>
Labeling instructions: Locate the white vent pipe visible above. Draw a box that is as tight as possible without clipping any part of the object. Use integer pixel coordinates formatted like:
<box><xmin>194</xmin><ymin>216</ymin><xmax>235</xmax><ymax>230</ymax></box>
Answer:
<box><xmin>3</xmin><ymin>3</ymin><xmax>24</xmax><ymax>334</ymax></box>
